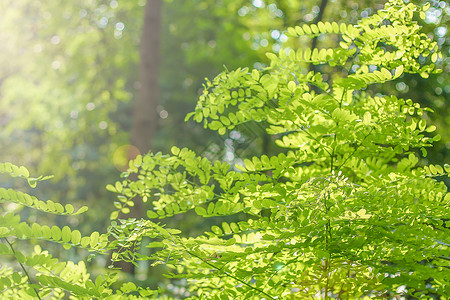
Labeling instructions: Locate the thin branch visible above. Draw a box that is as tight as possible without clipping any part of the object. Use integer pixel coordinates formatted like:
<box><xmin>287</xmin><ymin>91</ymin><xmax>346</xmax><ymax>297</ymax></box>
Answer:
<box><xmin>3</xmin><ymin>238</ymin><xmax>42</xmax><ymax>300</ymax></box>
<box><xmin>336</xmin><ymin>127</ymin><xmax>374</xmax><ymax>171</ymax></box>
<box><xmin>186</xmin><ymin>249</ymin><xmax>276</xmax><ymax>299</ymax></box>
<box><xmin>330</xmin><ymin>87</ymin><xmax>347</xmax><ymax>174</ymax></box>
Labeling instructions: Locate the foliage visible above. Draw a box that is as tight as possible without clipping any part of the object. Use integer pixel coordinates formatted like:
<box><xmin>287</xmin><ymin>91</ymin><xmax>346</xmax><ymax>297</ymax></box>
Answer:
<box><xmin>1</xmin><ymin>2</ymin><xmax>447</xmax><ymax>280</ymax></box>
<box><xmin>0</xmin><ymin>163</ymin><xmax>159</xmax><ymax>299</ymax></box>
<box><xmin>107</xmin><ymin>1</ymin><xmax>450</xmax><ymax>298</ymax></box>
<box><xmin>0</xmin><ymin>0</ymin><xmax>448</xmax><ymax>299</ymax></box>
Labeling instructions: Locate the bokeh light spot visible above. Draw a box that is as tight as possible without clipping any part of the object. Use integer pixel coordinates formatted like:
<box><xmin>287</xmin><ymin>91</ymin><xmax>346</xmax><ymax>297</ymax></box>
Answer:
<box><xmin>113</xmin><ymin>145</ymin><xmax>141</xmax><ymax>172</ymax></box>
<box><xmin>160</xmin><ymin>110</ymin><xmax>168</xmax><ymax>119</ymax></box>
<box><xmin>86</xmin><ymin>102</ymin><xmax>95</xmax><ymax>111</ymax></box>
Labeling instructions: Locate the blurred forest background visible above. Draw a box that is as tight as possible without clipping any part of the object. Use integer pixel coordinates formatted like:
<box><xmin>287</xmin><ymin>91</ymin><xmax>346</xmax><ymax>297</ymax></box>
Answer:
<box><xmin>0</xmin><ymin>0</ymin><xmax>448</xmax><ymax>289</ymax></box>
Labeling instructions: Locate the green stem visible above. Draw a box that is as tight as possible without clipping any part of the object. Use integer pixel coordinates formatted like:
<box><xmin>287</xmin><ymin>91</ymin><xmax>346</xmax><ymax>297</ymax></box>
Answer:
<box><xmin>323</xmin><ymin>195</ymin><xmax>331</xmax><ymax>300</ymax></box>
<box><xmin>330</xmin><ymin>87</ymin><xmax>347</xmax><ymax>174</ymax></box>
<box><xmin>336</xmin><ymin>127</ymin><xmax>374</xmax><ymax>171</ymax></box>
<box><xmin>186</xmin><ymin>249</ymin><xmax>276</xmax><ymax>299</ymax></box>
<box><xmin>3</xmin><ymin>238</ymin><xmax>42</xmax><ymax>300</ymax></box>
<box><xmin>330</xmin><ymin>135</ymin><xmax>337</xmax><ymax>174</ymax></box>
<box><xmin>324</xmin><ymin>259</ymin><xmax>329</xmax><ymax>300</ymax></box>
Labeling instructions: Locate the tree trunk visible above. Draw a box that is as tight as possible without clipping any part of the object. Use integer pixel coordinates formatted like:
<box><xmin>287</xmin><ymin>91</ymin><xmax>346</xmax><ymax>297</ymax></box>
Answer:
<box><xmin>117</xmin><ymin>0</ymin><xmax>162</xmax><ymax>275</ymax></box>
<box><xmin>309</xmin><ymin>0</ymin><xmax>328</xmax><ymax>94</ymax></box>
<box><xmin>309</xmin><ymin>0</ymin><xmax>328</xmax><ymax>74</ymax></box>
<box><xmin>131</xmin><ymin>0</ymin><xmax>162</xmax><ymax>153</ymax></box>
<box><xmin>310</xmin><ymin>0</ymin><xmax>328</xmax><ymax>55</ymax></box>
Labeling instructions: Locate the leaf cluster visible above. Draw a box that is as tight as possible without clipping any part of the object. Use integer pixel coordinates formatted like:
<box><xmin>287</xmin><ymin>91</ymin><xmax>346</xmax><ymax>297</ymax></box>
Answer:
<box><xmin>107</xmin><ymin>1</ymin><xmax>449</xmax><ymax>298</ymax></box>
<box><xmin>0</xmin><ymin>163</ymin><xmax>158</xmax><ymax>299</ymax></box>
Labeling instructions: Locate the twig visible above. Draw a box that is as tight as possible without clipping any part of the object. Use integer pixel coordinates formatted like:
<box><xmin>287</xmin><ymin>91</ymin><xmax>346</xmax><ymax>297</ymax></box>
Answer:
<box><xmin>186</xmin><ymin>249</ymin><xmax>276</xmax><ymax>299</ymax></box>
<box><xmin>3</xmin><ymin>238</ymin><xmax>42</xmax><ymax>300</ymax></box>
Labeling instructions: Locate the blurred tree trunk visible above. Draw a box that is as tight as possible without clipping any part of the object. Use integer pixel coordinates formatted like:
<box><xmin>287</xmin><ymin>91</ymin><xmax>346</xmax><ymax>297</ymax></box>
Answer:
<box><xmin>309</xmin><ymin>0</ymin><xmax>328</xmax><ymax>73</ymax></box>
<box><xmin>309</xmin><ymin>0</ymin><xmax>328</xmax><ymax>94</ymax></box>
<box><xmin>131</xmin><ymin>0</ymin><xmax>162</xmax><ymax>152</ymax></box>
<box><xmin>119</xmin><ymin>0</ymin><xmax>162</xmax><ymax>275</ymax></box>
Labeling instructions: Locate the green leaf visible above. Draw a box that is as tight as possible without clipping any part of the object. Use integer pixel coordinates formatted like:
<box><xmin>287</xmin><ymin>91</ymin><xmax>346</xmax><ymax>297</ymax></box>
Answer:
<box><xmin>147</xmin><ymin>210</ymin><xmax>159</xmax><ymax>219</ymax></box>
<box><xmin>295</xmin><ymin>26</ymin><xmax>304</xmax><ymax>35</ymax></box>
<box><xmin>79</xmin><ymin>237</ymin><xmax>89</xmax><ymax>247</ymax></box>
<box><xmin>302</xmin><ymin>24</ymin><xmax>311</xmax><ymax>35</ymax></box>
<box><xmin>431</xmin><ymin>52</ymin><xmax>437</xmax><ymax>63</ymax></box>
<box><xmin>115</xmin><ymin>182</ymin><xmax>123</xmax><ymax>193</ymax></box>
<box><xmin>251</xmin><ymin>69</ymin><xmax>260</xmax><ymax>81</ymax></box>
<box><xmin>74</xmin><ymin>206</ymin><xmax>88</xmax><ymax>215</ymax></box>
<box><xmin>61</xmin><ymin>226</ymin><xmax>71</xmax><ymax>243</ymax></box>
<box><xmin>235</xmin><ymin>164</ymin><xmax>246</xmax><ymax>172</ymax></box>
<box><xmin>110</xmin><ymin>211</ymin><xmax>119</xmax><ymax>220</ymax></box>
<box><xmin>106</xmin><ymin>184</ymin><xmax>116</xmax><ymax>193</ymax></box>
<box><xmin>363</xmin><ymin>111</ymin><xmax>371</xmax><ymax>125</ymax></box>
<box><xmin>194</xmin><ymin>206</ymin><xmax>206</xmax><ymax>216</ymax></box>
<box><xmin>51</xmin><ymin>226</ymin><xmax>62</xmax><ymax>241</ymax></box>
<box><xmin>218</xmin><ymin>127</ymin><xmax>226</xmax><ymax>135</ymax></box>
<box><xmin>222</xmin><ymin>222</ymin><xmax>231</xmax><ymax>234</ymax></box>
<box><xmin>12</xmin><ymin>272</ymin><xmax>21</xmax><ymax>284</ymax></box>
<box><xmin>244</xmin><ymin>159</ymin><xmax>255</xmax><ymax>171</ymax></box>
<box><xmin>394</xmin><ymin>65</ymin><xmax>404</xmax><ymax>78</ymax></box>
<box><xmin>418</xmin><ymin>119</ymin><xmax>426</xmax><ymax>131</ymax></box>
<box><xmin>71</xmin><ymin>230</ymin><xmax>82</xmax><ymax>245</ymax></box>
<box><xmin>89</xmin><ymin>232</ymin><xmax>99</xmax><ymax>248</ymax></box>
<box><xmin>0</xmin><ymin>227</ymin><xmax>9</xmax><ymax>236</ymax></box>
<box><xmin>65</xmin><ymin>204</ymin><xmax>74</xmax><ymax>214</ymax></box>
<box><xmin>209</xmin><ymin>121</ymin><xmax>222</xmax><ymax>130</ymax></box>
<box><xmin>211</xmin><ymin>226</ymin><xmax>222</xmax><ymax>235</ymax></box>
<box><xmin>207</xmin><ymin>202</ymin><xmax>215</xmax><ymax>215</ymax></box>
<box><xmin>171</xmin><ymin>146</ymin><xmax>180</xmax><ymax>156</ymax></box>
